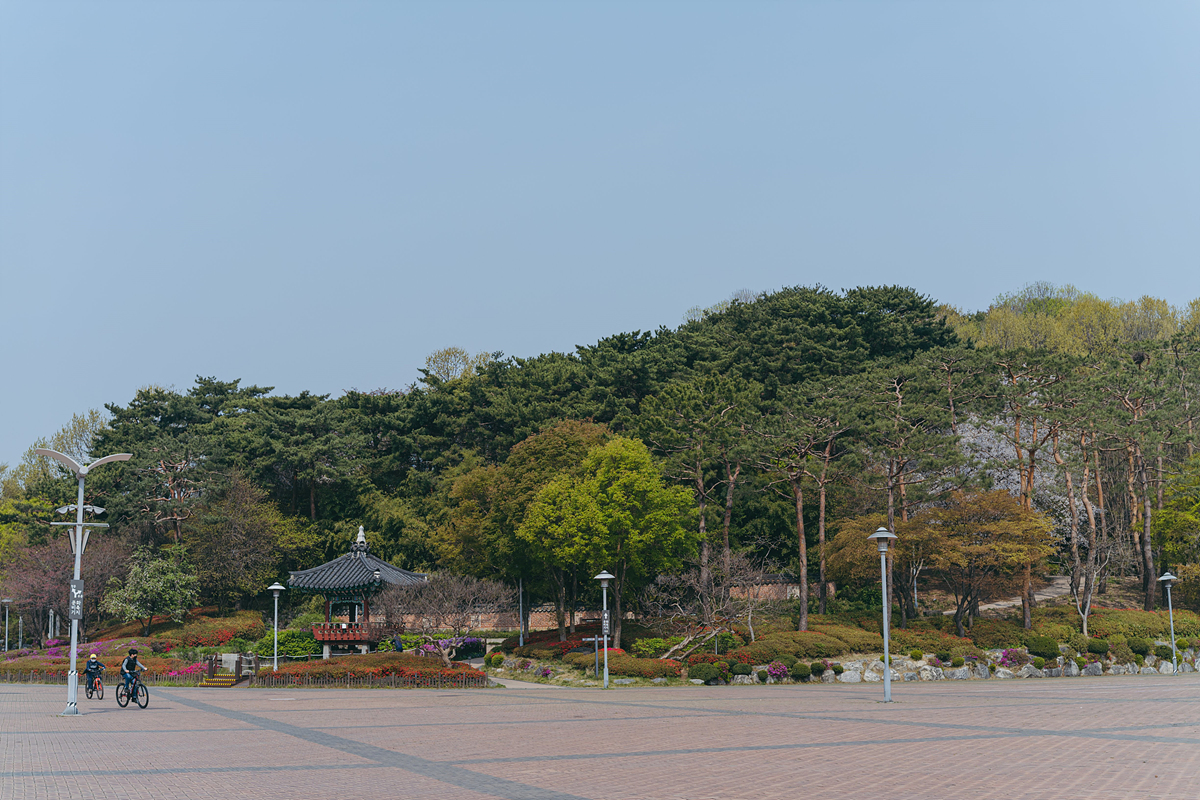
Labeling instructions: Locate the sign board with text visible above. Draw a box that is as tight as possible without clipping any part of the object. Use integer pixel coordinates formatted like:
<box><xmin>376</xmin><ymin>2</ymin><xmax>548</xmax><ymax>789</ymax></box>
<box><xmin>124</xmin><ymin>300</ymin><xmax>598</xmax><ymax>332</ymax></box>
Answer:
<box><xmin>601</xmin><ymin>609</ymin><xmax>610</xmax><ymax>636</ymax></box>
<box><xmin>68</xmin><ymin>580</ymin><xmax>84</xmax><ymax>621</ymax></box>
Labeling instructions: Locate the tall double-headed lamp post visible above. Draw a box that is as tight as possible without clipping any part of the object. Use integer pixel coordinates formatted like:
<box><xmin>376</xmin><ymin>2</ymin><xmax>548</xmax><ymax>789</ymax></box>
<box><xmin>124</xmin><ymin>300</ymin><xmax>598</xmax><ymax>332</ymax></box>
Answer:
<box><xmin>268</xmin><ymin>583</ymin><xmax>286</xmax><ymax>671</ymax></box>
<box><xmin>867</xmin><ymin>527</ymin><xmax>897</xmax><ymax>703</ymax></box>
<box><xmin>1158</xmin><ymin>571</ymin><xmax>1178</xmax><ymax>675</ymax></box>
<box><xmin>594</xmin><ymin>571</ymin><xmax>615</xmax><ymax>689</ymax></box>
<box><xmin>35</xmin><ymin>448</ymin><xmax>132</xmax><ymax>716</ymax></box>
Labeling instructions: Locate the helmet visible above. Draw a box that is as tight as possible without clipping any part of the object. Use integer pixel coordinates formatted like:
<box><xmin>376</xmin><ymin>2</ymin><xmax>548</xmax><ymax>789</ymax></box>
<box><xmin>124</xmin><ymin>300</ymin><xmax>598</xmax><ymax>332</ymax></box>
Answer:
<box><xmin>88</xmin><ymin>654</ymin><xmax>98</xmax><ymax>659</ymax></box>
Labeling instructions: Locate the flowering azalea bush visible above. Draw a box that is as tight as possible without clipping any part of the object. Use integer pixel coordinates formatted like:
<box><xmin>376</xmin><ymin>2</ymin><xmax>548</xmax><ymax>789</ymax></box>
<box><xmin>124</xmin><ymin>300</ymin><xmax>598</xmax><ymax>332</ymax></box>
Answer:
<box><xmin>262</xmin><ymin>652</ymin><xmax>484</xmax><ymax>682</ymax></box>
<box><xmin>767</xmin><ymin>661</ymin><xmax>789</xmax><ymax>680</ymax></box>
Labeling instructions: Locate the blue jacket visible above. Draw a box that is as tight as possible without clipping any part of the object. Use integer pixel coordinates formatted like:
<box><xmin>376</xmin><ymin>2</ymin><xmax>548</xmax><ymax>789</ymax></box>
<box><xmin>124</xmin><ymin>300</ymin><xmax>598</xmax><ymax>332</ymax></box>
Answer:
<box><xmin>84</xmin><ymin>660</ymin><xmax>105</xmax><ymax>676</ymax></box>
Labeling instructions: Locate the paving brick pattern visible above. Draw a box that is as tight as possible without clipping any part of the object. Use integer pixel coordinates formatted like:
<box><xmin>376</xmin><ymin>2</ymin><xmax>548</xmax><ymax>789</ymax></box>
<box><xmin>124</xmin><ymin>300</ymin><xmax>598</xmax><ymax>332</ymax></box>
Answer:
<box><xmin>3</xmin><ymin>676</ymin><xmax>1199</xmax><ymax>799</ymax></box>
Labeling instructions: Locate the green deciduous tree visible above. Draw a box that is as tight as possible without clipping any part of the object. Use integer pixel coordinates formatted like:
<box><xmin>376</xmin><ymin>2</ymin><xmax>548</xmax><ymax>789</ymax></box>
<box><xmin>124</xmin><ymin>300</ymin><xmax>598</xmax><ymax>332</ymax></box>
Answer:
<box><xmin>101</xmin><ymin>546</ymin><xmax>199</xmax><ymax>635</ymax></box>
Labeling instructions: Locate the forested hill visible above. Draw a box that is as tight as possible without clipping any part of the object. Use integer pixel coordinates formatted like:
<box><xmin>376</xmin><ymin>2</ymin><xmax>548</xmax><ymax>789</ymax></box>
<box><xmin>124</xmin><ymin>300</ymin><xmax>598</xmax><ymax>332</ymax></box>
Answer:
<box><xmin>4</xmin><ymin>282</ymin><xmax>1200</xmax><ymax>626</ymax></box>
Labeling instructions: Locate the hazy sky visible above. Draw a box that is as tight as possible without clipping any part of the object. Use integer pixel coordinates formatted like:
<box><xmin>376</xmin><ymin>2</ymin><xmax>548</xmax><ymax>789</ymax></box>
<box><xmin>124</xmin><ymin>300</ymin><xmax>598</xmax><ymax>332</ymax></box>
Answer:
<box><xmin>2</xmin><ymin>1</ymin><xmax>1198</xmax><ymax>468</ymax></box>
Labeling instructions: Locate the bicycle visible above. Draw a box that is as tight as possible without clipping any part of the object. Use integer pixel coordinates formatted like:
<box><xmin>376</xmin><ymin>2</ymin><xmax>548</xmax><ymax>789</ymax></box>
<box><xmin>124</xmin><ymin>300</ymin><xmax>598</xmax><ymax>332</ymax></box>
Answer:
<box><xmin>84</xmin><ymin>674</ymin><xmax>104</xmax><ymax>700</ymax></box>
<box><xmin>116</xmin><ymin>670</ymin><xmax>149</xmax><ymax>709</ymax></box>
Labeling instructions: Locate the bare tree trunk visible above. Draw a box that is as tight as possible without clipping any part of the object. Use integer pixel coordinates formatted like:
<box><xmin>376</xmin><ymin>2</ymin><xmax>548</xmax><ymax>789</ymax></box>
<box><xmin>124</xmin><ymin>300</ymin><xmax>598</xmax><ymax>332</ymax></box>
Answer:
<box><xmin>569</xmin><ymin>572</ymin><xmax>577</xmax><ymax>635</ymax></box>
<box><xmin>1139</xmin><ymin>449</ymin><xmax>1156</xmax><ymax>611</ymax></box>
<box><xmin>1075</xmin><ymin>438</ymin><xmax>1099</xmax><ymax>637</ymax></box>
<box><xmin>817</xmin><ymin>442</ymin><xmax>831</xmax><ymax>615</ymax></box>
<box><xmin>1053</xmin><ymin>432</ymin><xmax>1081</xmax><ymax>597</ymax></box>
<box><xmin>554</xmin><ymin>568</ymin><xmax>567</xmax><ymax>642</ymax></box>
<box><xmin>697</xmin><ymin>461</ymin><xmax>710</xmax><ymax>592</ymax></box>
<box><xmin>721</xmin><ymin>462</ymin><xmax>740</xmax><ymax>576</ymax></box>
<box><xmin>793</xmin><ymin>478</ymin><xmax>808</xmax><ymax>632</ymax></box>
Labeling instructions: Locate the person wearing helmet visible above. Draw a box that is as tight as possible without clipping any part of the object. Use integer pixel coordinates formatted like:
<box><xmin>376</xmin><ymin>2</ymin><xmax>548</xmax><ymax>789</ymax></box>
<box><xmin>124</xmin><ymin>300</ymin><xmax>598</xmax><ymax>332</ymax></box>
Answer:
<box><xmin>83</xmin><ymin>653</ymin><xmax>106</xmax><ymax>694</ymax></box>
<box><xmin>121</xmin><ymin>648</ymin><xmax>146</xmax><ymax>692</ymax></box>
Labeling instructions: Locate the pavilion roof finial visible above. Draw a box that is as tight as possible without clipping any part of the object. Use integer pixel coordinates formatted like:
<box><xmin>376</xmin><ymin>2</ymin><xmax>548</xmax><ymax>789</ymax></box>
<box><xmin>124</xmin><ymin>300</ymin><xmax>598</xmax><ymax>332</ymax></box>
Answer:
<box><xmin>351</xmin><ymin>525</ymin><xmax>369</xmax><ymax>553</ymax></box>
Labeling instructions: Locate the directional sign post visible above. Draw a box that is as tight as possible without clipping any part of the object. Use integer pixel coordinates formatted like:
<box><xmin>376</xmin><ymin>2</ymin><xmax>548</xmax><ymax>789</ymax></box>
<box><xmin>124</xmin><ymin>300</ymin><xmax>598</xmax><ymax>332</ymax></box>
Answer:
<box><xmin>68</xmin><ymin>580</ymin><xmax>84</xmax><ymax>621</ymax></box>
<box><xmin>35</xmin><ymin>449</ymin><xmax>132</xmax><ymax>716</ymax></box>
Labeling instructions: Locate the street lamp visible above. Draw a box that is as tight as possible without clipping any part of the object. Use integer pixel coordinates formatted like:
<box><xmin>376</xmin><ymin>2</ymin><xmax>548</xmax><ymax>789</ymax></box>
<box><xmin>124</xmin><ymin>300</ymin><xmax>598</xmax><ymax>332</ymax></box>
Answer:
<box><xmin>35</xmin><ymin>448</ymin><xmax>131</xmax><ymax>716</ymax></box>
<box><xmin>594</xmin><ymin>571</ymin><xmax>615</xmax><ymax>689</ymax></box>
<box><xmin>268</xmin><ymin>583</ymin><xmax>286</xmax><ymax>671</ymax></box>
<box><xmin>2</xmin><ymin>598</ymin><xmax>11</xmax><ymax>652</ymax></box>
<box><xmin>1158</xmin><ymin>572</ymin><xmax>1178</xmax><ymax>675</ymax></box>
<box><xmin>867</xmin><ymin>527</ymin><xmax>897</xmax><ymax>703</ymax></box>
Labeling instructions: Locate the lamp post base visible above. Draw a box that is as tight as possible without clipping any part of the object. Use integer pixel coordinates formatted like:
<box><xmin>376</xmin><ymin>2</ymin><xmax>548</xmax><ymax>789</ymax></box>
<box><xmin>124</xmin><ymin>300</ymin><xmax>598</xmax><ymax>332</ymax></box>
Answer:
<box><xmin>59</xmin><ymin>704</ymin><xmax>80</xmax><ymax>716</ymax></box>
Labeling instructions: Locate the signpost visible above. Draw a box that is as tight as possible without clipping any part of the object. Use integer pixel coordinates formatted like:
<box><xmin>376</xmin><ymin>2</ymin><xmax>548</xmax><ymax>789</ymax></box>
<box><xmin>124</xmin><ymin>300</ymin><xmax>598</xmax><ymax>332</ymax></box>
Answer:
<box><xmin>35</xmin><ymin>448</ymin><xmax>132</xmax><ymax>716</ymax></box>
<box><xmin>68</xmin><ymin>581</ymin><xmax>84</xmax><ymax>621</ymax></box>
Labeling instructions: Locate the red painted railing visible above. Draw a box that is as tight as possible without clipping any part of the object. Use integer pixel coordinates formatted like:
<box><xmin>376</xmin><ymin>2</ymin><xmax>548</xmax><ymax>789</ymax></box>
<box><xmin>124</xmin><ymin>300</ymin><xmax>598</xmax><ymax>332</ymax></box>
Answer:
<box><xmin>311</xmin><ymin>622</ymin><xmax>401</xmax><ymax>643</ymax></box>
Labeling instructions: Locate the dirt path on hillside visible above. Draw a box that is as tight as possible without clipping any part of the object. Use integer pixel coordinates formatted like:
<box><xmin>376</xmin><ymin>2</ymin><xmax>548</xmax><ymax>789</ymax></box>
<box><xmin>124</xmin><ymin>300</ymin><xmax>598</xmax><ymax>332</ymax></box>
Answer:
<box><xmin>942</xmin><ymin>575</ymin><xmax>1073</xmax><ymax>616</ymax></box>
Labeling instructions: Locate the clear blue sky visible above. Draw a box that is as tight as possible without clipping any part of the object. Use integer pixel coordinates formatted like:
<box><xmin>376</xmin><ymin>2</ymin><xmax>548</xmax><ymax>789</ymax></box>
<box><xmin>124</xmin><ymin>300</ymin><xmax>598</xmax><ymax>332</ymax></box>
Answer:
<box><xmin>2</xmin><ymin>1</ymin><xmax>1198</xmax><ymax>468</ymax></box>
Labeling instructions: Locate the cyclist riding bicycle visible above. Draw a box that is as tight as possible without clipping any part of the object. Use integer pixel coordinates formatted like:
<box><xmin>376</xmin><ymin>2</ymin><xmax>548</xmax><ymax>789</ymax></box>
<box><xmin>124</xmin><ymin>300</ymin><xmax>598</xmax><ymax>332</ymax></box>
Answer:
<box><xmin>121</xmin><ymin>648</ymin><xmax>146</xmax><ymax>692</ymax></box>
<box><xmin>83</xmin><ymin>653</ymin><xmax>106</xmax><ymax>687</ymax></box>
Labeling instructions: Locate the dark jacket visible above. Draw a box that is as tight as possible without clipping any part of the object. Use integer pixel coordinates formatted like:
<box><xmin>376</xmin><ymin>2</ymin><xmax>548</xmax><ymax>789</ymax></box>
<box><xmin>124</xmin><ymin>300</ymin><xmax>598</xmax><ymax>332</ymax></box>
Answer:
<box><xmin>84</xmin><ymin>660</ymin><xmax>105</xmax><ymax>676</ymax></box>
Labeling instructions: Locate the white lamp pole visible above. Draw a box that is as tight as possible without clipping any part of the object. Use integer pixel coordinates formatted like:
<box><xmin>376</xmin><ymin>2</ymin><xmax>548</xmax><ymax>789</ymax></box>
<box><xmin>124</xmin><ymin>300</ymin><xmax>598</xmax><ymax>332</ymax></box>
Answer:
<box><xmin>595</xmin><ymin>571</ymin><xmax>615</xmax><ymax>689</ymax></box>
<box><xmin>2</xmin><ymin>599</ymin><xmax>11</xmax><ymax>652</ymax></box>
<box><xmin>268</xmin><ymin>583</ymin><xmax>286</xmax><ymax>671</ymax></box>
<box><xmin>1158</xmin><ymin>572</ymin><xmax>1178</xmax><ymax>675</ymax></box>
<box><xmin>35</xmin><ymin>449</ymin><xmax>131</xmax><ymax>716</ymax></box>
<box><xmin>867</xmin><ymin>527</ymin><xmax>897</xmax><ymax>703</ymax></box>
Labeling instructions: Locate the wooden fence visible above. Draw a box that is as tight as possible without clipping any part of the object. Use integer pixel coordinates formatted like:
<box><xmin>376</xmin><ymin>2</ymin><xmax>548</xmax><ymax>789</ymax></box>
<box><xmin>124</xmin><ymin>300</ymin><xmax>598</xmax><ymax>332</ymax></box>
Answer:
<box><xmin>0</xmin><ymin>670</ymin><xmax>204</xmax><ymax>687</ymax></box>
<box><xmin>249</xmin><ymin>672</ymin><xmax>490</xmax><ymax>689</ymax></box>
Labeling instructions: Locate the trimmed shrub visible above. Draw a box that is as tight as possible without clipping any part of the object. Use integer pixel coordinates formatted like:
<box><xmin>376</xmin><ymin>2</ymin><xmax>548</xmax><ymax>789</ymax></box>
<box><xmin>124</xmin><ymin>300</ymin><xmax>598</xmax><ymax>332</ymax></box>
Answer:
<box><xmin>1155</xmin><ymin>644</ymin><xmax>1174</xmax><ymax>660</ymax></box>
<box><xmin>935</xmin><ymin>651</ymin><xmax>952</xmax><ymax>663</ymax></box>
<box><xmin>832</xmin><ymin>663</ymin><xmax>844</xmax><ymax>675</ymax></box>
<box><xmin>809</xmin><ymin>624</ymin><xmax>884</xmax><ymax>653</ymax></box>
<box><xmin>731</xmin><ymin>662</ymin><xmax>752</xmax><ymax>676</ymax></box>
<box><xmin>757</xmin><ymin>670</ymin><xmax>769</xmax><ymax>683</ymax></box>
<box><xmin>689</xmin><ymin>662</ymin><xmax>718</xmax><ymax>683</ymax></box>
<box><xmin>1033</xmin><ymin>657</ymin><xmax>1046</xmax><ymax>670</ymax></box>
<box><xmin>951</xmin><ymin>656</ymin><xmax>965</xmax><ymax>668</ymax></box>
<box><xmin>1025</xmin><ymin>635</ymin><xmax>1061</xmax><ymax>661</ymax></box>
<box><xmin>810</xmin><ymin>661</ymin><xmax>826</xmax><ymax>676</ymax></box>
<box><xmin>1110</xmin><ymin>642</ymin><xmax>1136</xmax><ymax>664</ymax></box>
<box><xmin>1074</xmin><ymin>657</ymin><xmax>1087</xmax><ymax>670</ymax></box>
<box><xmin>253</xmin><ymin>629</ymin><xmax>320</xmax><ymax>658</ymax></box>
<box><xmin>606</xmin><ymin>656</ymin><xmax>682</xmax><ymax>679</ymax></box>
<box><xmin>789</xmin><ymin>662</ymin><xmax>811</xmax><ymax>680</ymax></box>
<box><xmin>1067</xmin><ymin>632</ymin><xmax>1089</xmax><ymax>655</ymax></box>
<box><xmin>1087</xmin><ymin>639</ymin><xmax>1110</xmax><ymax>655</ymax></box>
<box><xmin>1127</xmin><ymin>637</ymin><xmax>1151</xmax><ymax>656</ymax></box>
<box><xmin>909</xmin><ymin>650</ymin><xmax>923</xmax><ymax>661</ymax></box>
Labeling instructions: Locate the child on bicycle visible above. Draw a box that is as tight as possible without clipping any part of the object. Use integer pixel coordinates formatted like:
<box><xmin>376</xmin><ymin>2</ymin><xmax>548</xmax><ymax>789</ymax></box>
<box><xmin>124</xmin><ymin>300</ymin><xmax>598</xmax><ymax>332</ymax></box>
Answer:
<box><xmin>83</xmin><ymin>653</ymin><xmax>106</xmax><ymax>688</ymax></box>
<box><xmin>121</xmin><ymin>648</ymin><xmax>146</xmax><ymax>691</ymax></box>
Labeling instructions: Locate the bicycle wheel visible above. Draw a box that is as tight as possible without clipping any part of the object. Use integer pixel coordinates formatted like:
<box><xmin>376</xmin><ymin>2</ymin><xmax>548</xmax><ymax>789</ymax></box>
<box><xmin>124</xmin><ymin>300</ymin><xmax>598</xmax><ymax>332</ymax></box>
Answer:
<box><xmin>116</xmin><ymin>684</ymin><xmax>130</xmax><ymax>707</ymax></box>
<box><xmin>95</xmin><ymin>680</ymin><xmax>104</xmax><ymax>701</ymax></box>
<box><xmin>85</xmin><ymin>682</ymin><xmax>93</xmax><ymax>699</ymax></box>
<box><xmin>135</xmin><ymin>683</ymin><xmax>148</xmax><ymax>708</ymax></box>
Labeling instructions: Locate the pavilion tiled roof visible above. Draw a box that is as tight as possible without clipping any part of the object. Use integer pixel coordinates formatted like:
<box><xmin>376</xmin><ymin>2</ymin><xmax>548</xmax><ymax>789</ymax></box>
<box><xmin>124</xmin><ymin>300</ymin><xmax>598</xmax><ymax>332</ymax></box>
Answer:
<box><xmin>288</xmin><ymin>527</ymin><xmax>426</xmax><ymax>594</ymax></box>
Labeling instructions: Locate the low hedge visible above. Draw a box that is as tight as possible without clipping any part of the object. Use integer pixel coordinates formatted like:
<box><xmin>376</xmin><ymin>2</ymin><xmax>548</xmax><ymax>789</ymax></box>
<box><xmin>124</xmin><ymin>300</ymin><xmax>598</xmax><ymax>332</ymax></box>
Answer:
<box><xmin>809</xmin><ymin>624</ymin><xmax>884</xmax><ymax>653</ymax></box>
<box><xmin>160</xmin><ymin>611</ymin><xmax>266</xmax><ymax>648</ymax></box>
<box><xmin>689</xmin><ymin>662</ymin><xmax>718</xmax><ymax>682</ymax></box>
<box><xmin>605</xmin><ymin>655</ymin><xmax>682</xmax><ymax>679</ymax></box>
<box><xmin>967</xmin><ymin>619</ymin><xmax>1024</xmax><ymax>649</ymax></box>
<box><xmin>262</xmin><ymin>652</ymin><xmax>483</xmax><ymax>681</ymax></box>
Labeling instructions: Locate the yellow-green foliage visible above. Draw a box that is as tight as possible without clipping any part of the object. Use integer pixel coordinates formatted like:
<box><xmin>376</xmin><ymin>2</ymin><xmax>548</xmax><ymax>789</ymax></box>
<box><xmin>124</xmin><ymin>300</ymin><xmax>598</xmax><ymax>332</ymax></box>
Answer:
<box><xmin>1089</xmin><ymin>608</ymin><xmax>1200</xmax><ymax>640</ymax></box>
<box><xmin>967</xmin><ymin>619</ymin><xmax>1024</xmax><ymax>649</ymax></box>
<box><xmin>809</xmin><ymin>624</ymin><xmax>884</xmax><ymax>653</ymax></box>
<box><xmin>889</xmin><ymin>629</ymin><xmax>981</xmax><ymax>659</ymax></box>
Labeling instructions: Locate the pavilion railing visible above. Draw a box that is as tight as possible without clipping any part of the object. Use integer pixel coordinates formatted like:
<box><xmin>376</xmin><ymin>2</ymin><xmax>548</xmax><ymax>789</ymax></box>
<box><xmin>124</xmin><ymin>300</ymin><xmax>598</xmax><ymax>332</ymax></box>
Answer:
<box><xmin>312</xmin><ymin>622</ymin><xmax>402</xmax><ymax>643</ymax></box>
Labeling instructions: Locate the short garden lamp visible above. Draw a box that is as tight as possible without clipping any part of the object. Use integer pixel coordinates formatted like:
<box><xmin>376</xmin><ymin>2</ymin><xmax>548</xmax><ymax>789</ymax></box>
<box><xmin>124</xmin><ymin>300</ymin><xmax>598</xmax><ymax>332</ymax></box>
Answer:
<box><xmin>594</xmin><ymin>571</ymin><xmax>615</xmax><ymax>689</ymax></box>
<box><xmin>1158</xmin><ymin>572</ymin><xmax>1178</xmax><ymax>675</ymax></box>
<box><xmin>2</xmin><ymin>598</ymin><xmax>11</xmax><ymax>653</ymax></box>
<box><xmin>867</xmin><ymin>527</ymin><xmax>897</xmax><ymax>702</ymax></box>
<box><xmin>268</xmin><ymin>583</ymin><xmax>286</xmax><ymax>671</ymax></box>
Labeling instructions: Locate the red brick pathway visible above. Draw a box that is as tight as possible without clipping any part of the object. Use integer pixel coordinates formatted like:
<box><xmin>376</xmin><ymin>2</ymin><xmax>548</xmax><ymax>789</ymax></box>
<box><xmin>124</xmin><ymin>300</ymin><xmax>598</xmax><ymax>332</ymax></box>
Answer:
<box><xmin>3</xmin><ymin>676</ymin><xmax>1198</xmax><ymax>799</ymax></box>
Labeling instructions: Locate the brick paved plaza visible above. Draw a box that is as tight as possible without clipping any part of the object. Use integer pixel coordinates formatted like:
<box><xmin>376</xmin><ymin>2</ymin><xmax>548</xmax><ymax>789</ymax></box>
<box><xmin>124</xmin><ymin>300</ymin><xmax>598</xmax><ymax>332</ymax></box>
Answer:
<box><xmin>3</xmin><ymin>677</ymin><xmax>1199</xmax><ymax>799</ymax></box>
